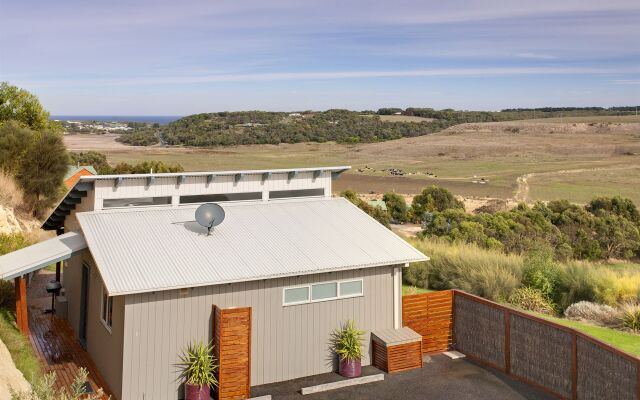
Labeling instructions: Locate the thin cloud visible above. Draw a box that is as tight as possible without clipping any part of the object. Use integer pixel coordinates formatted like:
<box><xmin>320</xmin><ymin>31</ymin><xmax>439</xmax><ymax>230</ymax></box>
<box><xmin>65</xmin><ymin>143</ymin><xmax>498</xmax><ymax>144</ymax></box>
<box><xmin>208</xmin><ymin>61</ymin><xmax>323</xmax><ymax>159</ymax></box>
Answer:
<box><xmin>516</xmin><ymin>52</ymin><xmax>558</xmax><ymax>60</ymax></box>
<box><xmin>613</xmin><ymin>79</ymin><xmax>640</xmax><ymax>85</ymax></box>
<box><xmin>19</xmin><ymin>66</ymin><xmax>640</xmax><ymax>87</ymax></box>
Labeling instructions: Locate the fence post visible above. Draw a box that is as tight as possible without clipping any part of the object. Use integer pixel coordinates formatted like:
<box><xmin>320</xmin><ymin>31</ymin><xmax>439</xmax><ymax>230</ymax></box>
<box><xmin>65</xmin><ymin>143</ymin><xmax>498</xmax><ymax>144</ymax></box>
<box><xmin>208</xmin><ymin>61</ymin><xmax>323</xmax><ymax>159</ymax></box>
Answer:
<box><xmin>572</xmin><ymin>333</ymin><xmax>577</xmax><ymax>400</ymax></box>
<box><xmin>504</xmin><ymin>309</ymin><xmax>510</xmax><ymax>374</ymax></box>
<box><xmin>636</xmin><ymin>359</ymin><xmax>640</xmax><ymax>400</ymax></box>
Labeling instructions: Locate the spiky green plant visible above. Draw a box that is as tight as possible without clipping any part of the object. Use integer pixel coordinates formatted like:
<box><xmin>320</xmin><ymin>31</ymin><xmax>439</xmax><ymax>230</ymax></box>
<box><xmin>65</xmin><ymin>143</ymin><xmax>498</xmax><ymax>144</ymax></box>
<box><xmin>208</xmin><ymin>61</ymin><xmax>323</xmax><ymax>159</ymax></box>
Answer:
<box><xmin>619</xmin><ymin>303</ymin><xmax>640</xmax><ymax>332</ymax></box>
<box><xmin>334</xmin><ymin>320</ymin><xmax>365</xmax><ymax>361</ymax></box>
<box><xmin>178</xmin><ymin>341</ymin><xmax>218</xmax><ymax>387</ymax></box>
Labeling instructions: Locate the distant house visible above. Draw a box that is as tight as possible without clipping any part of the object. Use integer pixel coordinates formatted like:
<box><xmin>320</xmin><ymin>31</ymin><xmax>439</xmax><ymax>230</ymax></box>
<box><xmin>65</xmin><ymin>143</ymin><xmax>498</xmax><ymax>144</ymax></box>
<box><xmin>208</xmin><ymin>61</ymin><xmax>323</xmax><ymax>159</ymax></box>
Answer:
<box><xmin>1</xmin><ymin>166</ymin><xmax>428</xmax><ymax>400</ymax></box>
<box><xmin>367</xmin><ymin>199</ymin><xmax>388</xmax><ymax>211</ymax></box>
<box><xmin>64</xmin><ymin>165</ymin><xmax>97</xmax><ymax>188</ymax></box>
<box><xmin>393</xmin><ymin>111</ymin><xmax>402</xmax><ymax>115</ymax></box>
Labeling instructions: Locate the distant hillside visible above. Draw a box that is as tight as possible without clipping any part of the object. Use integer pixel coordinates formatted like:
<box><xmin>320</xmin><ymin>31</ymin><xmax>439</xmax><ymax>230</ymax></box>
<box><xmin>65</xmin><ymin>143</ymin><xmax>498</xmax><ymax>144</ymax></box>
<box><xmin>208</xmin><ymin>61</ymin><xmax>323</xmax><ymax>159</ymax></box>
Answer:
<box><xmin>116</xmin><ymin>107</ymin><xmax>640</xmax><ymax>147</ymax></box>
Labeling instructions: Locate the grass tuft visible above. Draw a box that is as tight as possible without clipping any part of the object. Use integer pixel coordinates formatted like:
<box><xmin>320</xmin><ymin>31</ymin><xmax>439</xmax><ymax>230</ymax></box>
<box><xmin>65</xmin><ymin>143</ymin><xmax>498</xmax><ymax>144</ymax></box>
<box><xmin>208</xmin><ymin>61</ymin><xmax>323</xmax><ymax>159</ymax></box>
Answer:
<box><xmin>0</xmin><ymin>308</ymin><xmax>42</xmax><ymax>385</ymax></box>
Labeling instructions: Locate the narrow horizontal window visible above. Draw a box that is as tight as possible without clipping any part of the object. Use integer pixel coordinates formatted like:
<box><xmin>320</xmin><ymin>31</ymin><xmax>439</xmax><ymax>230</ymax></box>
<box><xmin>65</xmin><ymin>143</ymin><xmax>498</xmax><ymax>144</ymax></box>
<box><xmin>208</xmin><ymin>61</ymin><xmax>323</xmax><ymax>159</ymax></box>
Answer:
<box><xmin>103</xmin><ymin>196</ymin><xmax>171</xmax><ymax>208</ymax></box>
<box><xmin>311</xmin><ymin>282</ymin><xmax>337</xmax><ymax>301</ymax></box>
<box><xmin>283</xmin><ymin>287</ymin><xmax>309</xmax><ymax>305</ymax></box>
<box><xmin>180</xmin><ymin>192</ymin><xmax>262</xmax><ymax>204</ymax></box>
<box><xmin>339</xmin><ymin>280</ymin><xmax>363</xmax><ymax>297</ymax></box>
<box><xmin>269</xmin><ymin>188</ymin><xmax>325</xmax><ymax>199</ymax></box>
<box><xmin>283</xmin><ymin>278</ymin><xmax>364</xmax><ymax>306</ymax></box>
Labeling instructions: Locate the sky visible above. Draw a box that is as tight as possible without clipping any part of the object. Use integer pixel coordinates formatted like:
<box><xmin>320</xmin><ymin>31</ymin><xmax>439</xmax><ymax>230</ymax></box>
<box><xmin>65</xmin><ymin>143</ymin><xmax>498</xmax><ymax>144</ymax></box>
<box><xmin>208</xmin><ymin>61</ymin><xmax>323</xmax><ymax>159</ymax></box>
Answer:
<box><xmin>0</xmin><ymin>0</ymin><xmax>639</xmax><ymax>115</ymax></box>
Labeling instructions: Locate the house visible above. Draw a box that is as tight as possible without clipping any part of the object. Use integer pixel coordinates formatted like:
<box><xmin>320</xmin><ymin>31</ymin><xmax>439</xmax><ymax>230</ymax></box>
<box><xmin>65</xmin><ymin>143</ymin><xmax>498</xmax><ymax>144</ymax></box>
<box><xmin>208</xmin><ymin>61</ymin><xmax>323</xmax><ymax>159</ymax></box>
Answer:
<box><xmin>367</xmin><ymin>199</ymin><xmax>387</xmax><ymax>211</ymax></box>
<box><xmin>64</xmin><ymin>164</ymin><xmax>97</xmax><ymax>188</ymax></box>
<box><xmin>0</xmin><ymin>166</ymin><xmax>428</xmax><ymax>400</ymax></box>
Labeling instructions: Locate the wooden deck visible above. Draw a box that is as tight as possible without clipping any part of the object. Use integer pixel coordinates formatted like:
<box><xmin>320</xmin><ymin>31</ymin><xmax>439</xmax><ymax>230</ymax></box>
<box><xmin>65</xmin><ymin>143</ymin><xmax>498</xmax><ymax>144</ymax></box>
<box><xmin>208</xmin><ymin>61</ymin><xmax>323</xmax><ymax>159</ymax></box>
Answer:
<box><xmin>27</xmin><ymin>271</ymin><xmax>112</xmax><ymax>398</ymax></box>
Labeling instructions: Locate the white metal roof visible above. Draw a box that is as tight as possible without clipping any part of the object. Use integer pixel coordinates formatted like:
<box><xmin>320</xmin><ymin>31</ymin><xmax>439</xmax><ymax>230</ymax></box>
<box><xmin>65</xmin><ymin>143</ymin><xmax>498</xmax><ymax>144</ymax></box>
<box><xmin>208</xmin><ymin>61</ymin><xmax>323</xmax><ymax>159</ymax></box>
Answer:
<box><xmin>76</xmin><ymin>165</ymin><xmax>350</xmax><ymax>181</ymax></box>
<box><xmin>77</xmin><ymin>197</ymin><xmax>428</xmax><ymax>296</ymax></box>
<box><xmin>0</xmin><ymin>232</ymin><xmax>87</xmax><ymax>280</ymax></box>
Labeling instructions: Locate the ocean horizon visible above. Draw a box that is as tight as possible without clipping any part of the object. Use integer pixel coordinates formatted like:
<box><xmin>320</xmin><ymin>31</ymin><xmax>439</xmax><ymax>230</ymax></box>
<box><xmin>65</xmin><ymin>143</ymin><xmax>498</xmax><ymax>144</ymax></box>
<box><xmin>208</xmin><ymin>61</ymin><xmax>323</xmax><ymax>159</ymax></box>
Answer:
<box><xmin>51</xmin><ymin>115</ymin><xmax>181</xmax><ymax>124</ymax></box>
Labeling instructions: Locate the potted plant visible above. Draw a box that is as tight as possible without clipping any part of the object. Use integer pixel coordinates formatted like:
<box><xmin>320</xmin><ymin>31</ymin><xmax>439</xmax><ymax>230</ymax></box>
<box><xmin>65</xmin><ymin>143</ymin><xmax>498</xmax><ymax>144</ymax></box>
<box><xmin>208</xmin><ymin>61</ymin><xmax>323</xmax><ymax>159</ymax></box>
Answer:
<box><xmin>178</xmin><ymin>341</ymin><xmax>218</xmax><ymax>400</ymax></box>
<box><xmin>334</xmin><ymin>320</ymin><xmax>365</xmax><ymax>378</ymax></box>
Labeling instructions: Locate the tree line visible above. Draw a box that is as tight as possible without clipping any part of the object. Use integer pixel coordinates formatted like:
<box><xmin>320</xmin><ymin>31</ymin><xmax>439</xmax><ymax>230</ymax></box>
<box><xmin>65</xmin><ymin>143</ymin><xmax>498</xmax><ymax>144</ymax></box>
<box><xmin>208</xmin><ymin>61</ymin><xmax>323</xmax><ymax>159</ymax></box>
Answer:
<box><xmin>115</xmin><ymin>105</ymin><xmax>640</xmax><ymax>148</ymax></box>
<box><xmin>343</xmin><ymin>186</ymin><xmax>640</xmax><ymax>262</ymax></box>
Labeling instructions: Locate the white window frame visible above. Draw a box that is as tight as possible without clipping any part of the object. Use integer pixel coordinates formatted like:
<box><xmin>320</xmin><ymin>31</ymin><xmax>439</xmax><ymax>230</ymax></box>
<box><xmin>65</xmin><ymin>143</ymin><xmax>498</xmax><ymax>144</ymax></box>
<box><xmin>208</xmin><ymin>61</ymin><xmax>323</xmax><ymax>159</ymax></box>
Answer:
<box><xmin>283</xmin><ymin>278</ymin><xmax>364</xmax><ymax>306</ymax></box>
<box><xmin>100</xmin><ymin>285</ymin><xmax>113</xmax><ymax>333</ymax></box>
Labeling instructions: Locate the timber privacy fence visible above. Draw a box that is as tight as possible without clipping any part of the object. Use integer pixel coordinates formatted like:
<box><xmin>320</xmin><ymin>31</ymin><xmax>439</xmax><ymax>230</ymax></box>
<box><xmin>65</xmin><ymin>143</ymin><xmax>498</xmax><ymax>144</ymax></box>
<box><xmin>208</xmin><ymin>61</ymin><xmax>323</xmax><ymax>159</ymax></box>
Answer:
<box><xmin>403</xmin><ymin>290</ymin><xmax>640</xmax><ymax>400</ymax></box>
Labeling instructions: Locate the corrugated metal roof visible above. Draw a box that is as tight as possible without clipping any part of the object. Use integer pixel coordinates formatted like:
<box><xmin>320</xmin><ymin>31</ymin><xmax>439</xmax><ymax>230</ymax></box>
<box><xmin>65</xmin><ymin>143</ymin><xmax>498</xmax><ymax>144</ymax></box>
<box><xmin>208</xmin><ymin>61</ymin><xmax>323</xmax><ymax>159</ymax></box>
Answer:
<box><xmin>77</xmin><ymin>198</ymin><xmax>428</xmax><ymax>296</ymax></box>
<box><xmin>0</xmin><ymin>232</ymin><xmax>86</xmax><ymax>280</ymax></box>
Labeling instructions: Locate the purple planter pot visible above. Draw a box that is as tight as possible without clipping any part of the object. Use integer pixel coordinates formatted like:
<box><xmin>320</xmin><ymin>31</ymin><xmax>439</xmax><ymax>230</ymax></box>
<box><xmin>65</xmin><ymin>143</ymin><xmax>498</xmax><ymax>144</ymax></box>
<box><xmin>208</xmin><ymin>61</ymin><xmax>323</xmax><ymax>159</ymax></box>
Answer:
<box><xmin>184</xmin><ymin>382</ymin><xmax>210</xmax><ymax>400</ymax></box>
<box><xmin>339</xmin><ymin>358</ymin><xmax>362</xmax><ymax>378</ymax></box>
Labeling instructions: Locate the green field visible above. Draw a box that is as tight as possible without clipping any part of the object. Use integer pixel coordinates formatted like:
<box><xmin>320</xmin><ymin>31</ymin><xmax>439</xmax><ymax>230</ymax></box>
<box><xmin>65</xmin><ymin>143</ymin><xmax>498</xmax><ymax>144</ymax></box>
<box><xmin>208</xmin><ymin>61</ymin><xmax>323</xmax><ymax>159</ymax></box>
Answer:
<box><xmin>65</xmin><ymin>117</ymin><xmax>640</xmax><ymax>205</ymax></box>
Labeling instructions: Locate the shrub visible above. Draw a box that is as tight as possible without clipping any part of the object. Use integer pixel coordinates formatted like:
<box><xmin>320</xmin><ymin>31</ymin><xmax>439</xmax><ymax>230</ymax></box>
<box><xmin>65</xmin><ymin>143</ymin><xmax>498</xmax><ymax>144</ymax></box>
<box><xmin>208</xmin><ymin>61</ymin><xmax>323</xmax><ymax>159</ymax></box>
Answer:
<box><xmin>619</xmin><ymin>303</ymin><xmax>640</xmax><ymax>332</ymax></box>
<box><xmin>411</xmin><ymin>186</ymin><xmax>464</xmax><ymax>222</ymax></box>
<box><xmin>11</xmin><ymin>368</ymin><xmax>106</xmax><ymax>400</ymax></box>
<box><xmin>564</xmin><ymin>301</ymin><xmax>619</xmax><ymax>326</ymax></box>
<box><xmin>522</xmin><ymin>247</ymin><xmax>561</xmax><ymax>298</ymax></box>
<box><xmin>0</xmin><ymin>280</ymin><xmax>15</xmax><ymax>309</ymax></box>
<box><xmin>382</xmin><ymin>192</ymin><xmax>408</xmax><ymax>223</ymax></box>
<box><xmin>406</xmin><ymin>238</ymin><xmax>523</xmax><ymax>301</ymax></box>
<box><xmin>508</xmin><ymin>287</ymin><xmax>556</xmax><ymax>315</ymax></box>
<box><xmin>553</xmin><ymin>262</ymin><xmax>600</xmax><ymax>310</ymax></box>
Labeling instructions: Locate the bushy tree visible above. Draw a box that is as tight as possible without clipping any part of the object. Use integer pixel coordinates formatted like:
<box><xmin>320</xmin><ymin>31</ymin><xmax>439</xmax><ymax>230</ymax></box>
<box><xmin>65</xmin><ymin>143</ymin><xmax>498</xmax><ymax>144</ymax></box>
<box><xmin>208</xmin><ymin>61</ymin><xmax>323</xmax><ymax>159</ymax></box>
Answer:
<box><xmin>112</xmin><ymin>160</ymin><xmax>184</xmax><ymax>174</ymax></box>
<box><xmin>340</xmin><ymin>190</ymin><xmax>391</xmax><ymax>228</ymax></box>
<box><xmin>382</xmin><ymin>192</ymin><xmax>408</xmax><ymax>223</ymax></box>
<box><xmin>70</xmin><ymin>151</ymin><xmax>112</xmax><ymax>174</ymax></box>
<box><xmin>0</xmin><ymin>121</ymin><xmax>35</xmax><ymax>173</ymax></box>
<box><xmin>411</xmin><ymin>186</ymin><xmax>464</xmax><ymax>222</ymax></box>
<box><xmin>0</xmin><ymin>82</ymin><xmax>56</xmax><ymax>131</ymax></box>
<box><xmin>17</xmin><ymin>132</ymin><xmax>68</xmax><ymax>217</ymax></box>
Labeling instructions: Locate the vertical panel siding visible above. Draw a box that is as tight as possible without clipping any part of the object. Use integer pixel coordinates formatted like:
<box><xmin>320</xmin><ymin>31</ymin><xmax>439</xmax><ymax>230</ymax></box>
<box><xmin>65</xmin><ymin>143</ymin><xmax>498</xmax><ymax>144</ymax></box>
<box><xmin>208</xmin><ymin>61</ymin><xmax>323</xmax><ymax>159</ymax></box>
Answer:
<box><xmin>121</xmin><ymin>265</ymin><xmax>395</xmax><ymax>400</ymax></box>
<box><xmin>83</xmin><ymin>254</ymin><xmax>125</xmax><ymax>399</ymax></box>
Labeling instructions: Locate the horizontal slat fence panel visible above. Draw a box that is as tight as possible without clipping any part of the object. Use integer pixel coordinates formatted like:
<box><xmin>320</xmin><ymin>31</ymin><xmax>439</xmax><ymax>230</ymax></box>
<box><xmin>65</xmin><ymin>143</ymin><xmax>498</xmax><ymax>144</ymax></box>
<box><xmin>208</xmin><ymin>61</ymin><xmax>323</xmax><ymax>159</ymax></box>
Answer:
<box><xmin>213</xmin><ymin>306</ymin><xmax>252</xmax><ymax>400</ymax></box>
<box><xmin>402</xmin><ymin>290</ymin><xmax>453</xmax><ymax>354</ymax></box>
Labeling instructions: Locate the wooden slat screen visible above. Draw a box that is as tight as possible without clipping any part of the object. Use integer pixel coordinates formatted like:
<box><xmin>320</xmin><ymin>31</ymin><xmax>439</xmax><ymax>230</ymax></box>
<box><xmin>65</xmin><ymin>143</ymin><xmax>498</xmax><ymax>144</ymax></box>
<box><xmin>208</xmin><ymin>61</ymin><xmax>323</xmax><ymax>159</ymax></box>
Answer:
<box><xmin>213</xmin><ymin>306</ymin><xmax>252</xmax><ymax>400</ymax></box>
<box><xmin>402</xmin><ymin>290</ymin><xmax>453</xmax><ymax>354</ymax></box>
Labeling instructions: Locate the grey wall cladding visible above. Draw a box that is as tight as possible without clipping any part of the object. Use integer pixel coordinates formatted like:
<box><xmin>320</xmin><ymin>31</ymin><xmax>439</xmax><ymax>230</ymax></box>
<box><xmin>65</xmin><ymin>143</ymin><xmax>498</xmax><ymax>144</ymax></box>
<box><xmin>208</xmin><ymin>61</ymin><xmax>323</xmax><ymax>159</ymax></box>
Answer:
<box><xmin>453</xmin><ymin>295</ymin><xmax>505</xmax><ymax>369</ymax></box>
<box><xmin>577</xmin><ymin>337</ymin><xmax>638</xmax><ymax>400</ymax></box>
<box><xmin>509</xmin><ymin>314</ymin><xmax>572</xmax><ymax>398</ymax></box>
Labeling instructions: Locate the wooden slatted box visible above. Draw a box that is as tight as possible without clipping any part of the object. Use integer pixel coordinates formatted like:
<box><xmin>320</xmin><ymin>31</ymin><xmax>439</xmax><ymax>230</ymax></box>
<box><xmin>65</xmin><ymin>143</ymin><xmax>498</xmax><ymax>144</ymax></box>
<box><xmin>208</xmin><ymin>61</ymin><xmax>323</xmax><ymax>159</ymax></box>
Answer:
<box><xmin>371</xmin><ymin>327</ymin><xmax>423</xmax><ymax>373</ymax></box>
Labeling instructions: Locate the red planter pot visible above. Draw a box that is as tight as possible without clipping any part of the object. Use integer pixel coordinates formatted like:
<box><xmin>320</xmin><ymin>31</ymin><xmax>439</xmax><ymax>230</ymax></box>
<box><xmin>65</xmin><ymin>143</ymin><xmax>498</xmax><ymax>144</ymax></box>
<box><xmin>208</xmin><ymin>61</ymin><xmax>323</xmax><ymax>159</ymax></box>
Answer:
<box><xmin>339</xmin><ymin>358</ymin><xmax>362</xmax><ymax>378</ymax></box>
<box><xmin>184</xmin><ymin>382</ymin><xmax>210</xmax><ymax>400</ymax></box>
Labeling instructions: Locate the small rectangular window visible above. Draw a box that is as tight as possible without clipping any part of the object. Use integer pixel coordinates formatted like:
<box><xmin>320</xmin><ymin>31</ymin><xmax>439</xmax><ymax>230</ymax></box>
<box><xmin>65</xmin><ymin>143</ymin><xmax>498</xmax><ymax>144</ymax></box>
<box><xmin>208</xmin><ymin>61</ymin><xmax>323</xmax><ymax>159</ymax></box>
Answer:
<box><xmin>284</xmin><ymin>287</ymin><xmax>309</xmax><ymax>305</ymax></box>
<box><xmin>311</xmin><ymin>282</ymin><xmax>337</xmax><ymax>300</ymax></box>
<box><xmin>103</xmin><ymin>196</ymin><xmax>171</xmax><ymax>208</ymax></box>
<box><xmin>180</xmin><ymin>192</ymin><xmax>262</xmax><ymax>204</ymax></box>
<box><xmin>339</xmin><ymin>280</ymin><xmax>363</xmax><ymax>297</ymax></box>
<box><xmin>283</xmin><ymin>278</ymin><xmax>364</xmax><ymax>306</ymax></box>
<box><xmin>100</xmin><ymin>286</ymin><xmax>113</xmax><ymax>332</ymax></box>
<box><xmin>269</xmin><ymin>188</ymin><xmax>324</xmax><ymax>199</ymax></box>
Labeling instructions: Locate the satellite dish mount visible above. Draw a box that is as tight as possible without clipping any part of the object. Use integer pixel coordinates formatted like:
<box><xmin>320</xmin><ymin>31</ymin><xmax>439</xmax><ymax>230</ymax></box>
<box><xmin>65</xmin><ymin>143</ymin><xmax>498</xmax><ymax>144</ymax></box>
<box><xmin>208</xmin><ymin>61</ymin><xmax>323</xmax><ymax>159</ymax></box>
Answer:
<box><xmin>195</xmin><ymin>203</ymin><xmax>226</xmax><ymax>236</ymax></box>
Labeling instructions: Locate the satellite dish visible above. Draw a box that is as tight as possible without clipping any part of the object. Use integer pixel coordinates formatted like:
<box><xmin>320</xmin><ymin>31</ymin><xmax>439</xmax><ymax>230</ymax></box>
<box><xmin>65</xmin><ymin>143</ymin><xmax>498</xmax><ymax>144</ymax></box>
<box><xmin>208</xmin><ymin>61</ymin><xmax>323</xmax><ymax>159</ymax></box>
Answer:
<box><xmin>195</xmin><ymin>203</ymin><xmax>225</xmax><ymax>235</ymax></box>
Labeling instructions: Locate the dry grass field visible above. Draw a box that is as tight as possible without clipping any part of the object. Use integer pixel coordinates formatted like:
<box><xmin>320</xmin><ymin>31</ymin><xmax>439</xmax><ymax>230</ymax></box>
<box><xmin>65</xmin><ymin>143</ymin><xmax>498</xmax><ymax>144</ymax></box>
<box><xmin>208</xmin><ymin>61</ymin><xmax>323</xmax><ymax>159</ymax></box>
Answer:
<box><xmin>64</xmin><ymin>117</ymin><xmax>640</xmax><ymax>205</ymax></box>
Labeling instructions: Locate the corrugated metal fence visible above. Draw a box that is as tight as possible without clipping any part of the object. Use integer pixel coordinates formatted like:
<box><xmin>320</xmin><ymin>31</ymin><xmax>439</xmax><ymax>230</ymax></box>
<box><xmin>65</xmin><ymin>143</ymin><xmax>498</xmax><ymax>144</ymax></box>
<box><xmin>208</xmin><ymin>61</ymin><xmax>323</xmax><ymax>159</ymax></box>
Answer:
<box><xmin>453</xmin><ymin>291</ymin><xmax>640</xmax><ymax>400</ymax></box>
